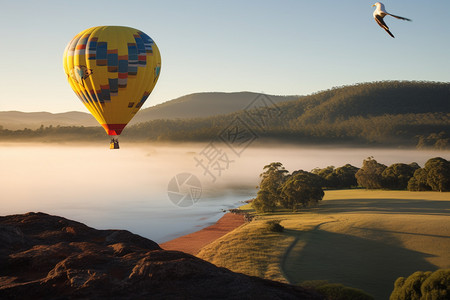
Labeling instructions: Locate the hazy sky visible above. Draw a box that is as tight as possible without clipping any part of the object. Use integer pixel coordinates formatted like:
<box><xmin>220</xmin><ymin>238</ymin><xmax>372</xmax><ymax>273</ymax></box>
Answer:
<box><xmin>1</xmin><ymin>0</ymin><xmax>449</xmax><ymax>113</ymax></box>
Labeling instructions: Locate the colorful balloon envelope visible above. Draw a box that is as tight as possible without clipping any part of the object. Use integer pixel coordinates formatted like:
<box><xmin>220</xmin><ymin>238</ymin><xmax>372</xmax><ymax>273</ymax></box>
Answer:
<box><xmin>63</xmin><ymin>26</ymin><xmax>161</xmax><ymax>138</ymax></box>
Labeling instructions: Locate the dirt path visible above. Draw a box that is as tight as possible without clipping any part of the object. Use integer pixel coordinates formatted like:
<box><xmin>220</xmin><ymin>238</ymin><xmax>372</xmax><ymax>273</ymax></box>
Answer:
<box><xmin>160</xmin><ymin>213</ymin><xmax>246</xmax><ymax>255</ymax></box>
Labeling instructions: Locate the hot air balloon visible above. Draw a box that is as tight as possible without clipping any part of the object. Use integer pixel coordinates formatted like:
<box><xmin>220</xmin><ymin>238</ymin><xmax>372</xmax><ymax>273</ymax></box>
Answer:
<box><xmin>63</xmin><ymin>26</ymin><xmax>161</xmax><ymax>149</ymax></box>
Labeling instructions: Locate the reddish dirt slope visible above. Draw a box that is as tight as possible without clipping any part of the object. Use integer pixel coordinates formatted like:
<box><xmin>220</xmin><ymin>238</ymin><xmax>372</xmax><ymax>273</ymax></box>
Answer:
<box><xmin>160</xmin><ymin>213</ymin><xmax>246</xmax><ymax>255</ymax></box>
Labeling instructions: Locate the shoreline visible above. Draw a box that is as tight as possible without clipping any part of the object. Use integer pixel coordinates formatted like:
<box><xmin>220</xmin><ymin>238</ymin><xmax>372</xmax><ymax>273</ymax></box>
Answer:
<box><xmin>160</xmin><ymin>212</ymin><xmax>246</xmax><ymax>255</ymax></box>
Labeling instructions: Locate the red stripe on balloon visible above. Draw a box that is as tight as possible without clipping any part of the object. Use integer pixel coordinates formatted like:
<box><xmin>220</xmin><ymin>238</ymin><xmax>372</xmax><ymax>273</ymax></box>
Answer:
<box><xmin>101</xmin><ymin>124</ymin><xmax>127</xmax><ymax>136</ymax></box>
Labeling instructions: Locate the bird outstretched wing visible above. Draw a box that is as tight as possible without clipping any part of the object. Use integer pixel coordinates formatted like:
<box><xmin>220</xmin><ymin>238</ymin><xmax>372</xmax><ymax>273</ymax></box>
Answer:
<box><xmin>387</xmin><ymin>13</ymin><xmax>412</xmax><ymax>21</ymax></box>
<box><xmin>375</xmin><ymin>15</ymin><xmax>395</xmax><ymax>38</ymax></box>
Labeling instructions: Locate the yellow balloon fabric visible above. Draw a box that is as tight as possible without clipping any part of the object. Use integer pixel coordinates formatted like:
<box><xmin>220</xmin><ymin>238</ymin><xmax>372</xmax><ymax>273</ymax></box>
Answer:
<box><xmin>63</xmin><ymin>26</ymin><xmax>161</xmax><ymax>136</ymax></box>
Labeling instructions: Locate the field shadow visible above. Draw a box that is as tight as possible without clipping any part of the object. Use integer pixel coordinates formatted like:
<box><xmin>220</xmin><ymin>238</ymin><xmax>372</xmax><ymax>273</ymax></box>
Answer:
<box><xmin>352</xmin><ymin>227</ymin><xmax>450</xmax><ymax>239</ymax></box>
<box><xmin>282</xmin><ymin>228</ymin><xmax>438</xmax><ymax>300</ymax></box>
<box><xmin>316</xmin><ymin>198</ymin><xmax>450</xmax><ymax>216</ymax></box>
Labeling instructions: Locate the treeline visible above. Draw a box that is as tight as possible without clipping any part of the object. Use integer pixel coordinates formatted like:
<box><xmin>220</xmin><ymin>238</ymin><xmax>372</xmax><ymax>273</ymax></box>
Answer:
<box><xmin>1</xmin><ymin>81</ymin><xmax>449</xmax><ymax>148</ymax></box>
<box><xmin>1</xmin><ymin>114</ymin><xmax>448</xmax><ymax>149</ymax></box>
<box><xmin>354</xmin><ymin>156</ymin><xmax>450</xmax><ymax>192</ymax></box>
<box><xmin>252</xmin><ymin>157</ymin><xmax>450</xmax><ymax>213</ymax></box>
<box><xmin>0</xmin><ymin>125</ymin><xmax>105</xmax><ymax>141</ymax></box>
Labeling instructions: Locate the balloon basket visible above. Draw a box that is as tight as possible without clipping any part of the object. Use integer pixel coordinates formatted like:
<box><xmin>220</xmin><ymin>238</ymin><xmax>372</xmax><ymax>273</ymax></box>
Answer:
<box><xmin>110</xmin><ymin>138</ymin><xmax>120</xmax><ymax>149</ymax></box>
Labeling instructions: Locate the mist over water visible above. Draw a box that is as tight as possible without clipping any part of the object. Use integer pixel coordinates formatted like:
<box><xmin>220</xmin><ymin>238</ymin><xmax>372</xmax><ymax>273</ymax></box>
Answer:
<box><xmin>0</xmin><ymin>142</ymin><xmax>448</xmax><ymax>243</ymax></box>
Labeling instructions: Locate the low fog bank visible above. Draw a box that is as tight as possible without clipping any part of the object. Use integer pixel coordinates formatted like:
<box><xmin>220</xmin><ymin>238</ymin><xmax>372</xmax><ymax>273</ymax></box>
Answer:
<box><xmin>1</xmin><ymin>142</ymin><xmax>448</xmax><ymax>242</ymax></box>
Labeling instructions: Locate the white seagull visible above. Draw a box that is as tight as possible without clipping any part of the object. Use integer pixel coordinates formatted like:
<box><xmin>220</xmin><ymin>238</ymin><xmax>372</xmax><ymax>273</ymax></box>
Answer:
<box><xmin>372</xmin><ymin>2</ymin><xmax>411</xmax><ymax>38</ymax></box>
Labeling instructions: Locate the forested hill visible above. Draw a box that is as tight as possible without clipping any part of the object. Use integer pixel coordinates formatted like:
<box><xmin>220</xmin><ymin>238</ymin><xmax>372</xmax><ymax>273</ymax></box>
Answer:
<box><xmin>279</xmin><ymin>81</ymin><xmax>449</xmax><ymax>123</ymax></box>
<box><xmin>125</xmin><ymin>81</ymin><xmax>450</xmax><ymax>148</ymax></box>
<box><xmin>1</xmin><ymin>81</ymin><xmax>449</xmax><ymax>149</ymax></box>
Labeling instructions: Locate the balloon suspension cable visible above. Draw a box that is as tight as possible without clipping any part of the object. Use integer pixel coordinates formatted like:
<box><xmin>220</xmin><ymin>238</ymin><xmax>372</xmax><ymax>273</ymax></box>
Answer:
<box><xmin>110</xmin><ymin>136</ymin><xmax>120</xmax><ymax>149</ymax></box>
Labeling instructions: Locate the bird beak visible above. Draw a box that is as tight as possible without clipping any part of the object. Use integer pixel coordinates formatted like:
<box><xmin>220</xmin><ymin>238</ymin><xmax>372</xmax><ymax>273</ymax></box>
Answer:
<box><xmin>372</xmin><ymin>4</ymin><xmax>375</xmax><ymax>7</ymax></box>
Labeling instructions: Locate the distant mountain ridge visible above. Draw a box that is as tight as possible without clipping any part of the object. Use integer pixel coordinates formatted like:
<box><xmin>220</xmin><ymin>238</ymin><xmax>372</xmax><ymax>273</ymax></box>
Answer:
<box><xmin>0</xmin><ymin>92</ymin><xmax>299</xmax><ymax>130</ymax></box>
<box><xmin>0</xmin><ymin>111</ymin><xmax>97</xmax><ymax>130</ymax></box>
<box><xmin>131</xmin><ymin>92</ymin><xmax>299</xmax><ymax>124</ymax></box>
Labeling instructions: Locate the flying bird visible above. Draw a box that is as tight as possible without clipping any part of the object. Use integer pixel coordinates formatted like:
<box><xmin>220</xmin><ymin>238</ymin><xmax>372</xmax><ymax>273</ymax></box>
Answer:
<box><xmin>372</xmin><ymin>2</ymin><xmax>411</xmax><ymax>38</ymax></box>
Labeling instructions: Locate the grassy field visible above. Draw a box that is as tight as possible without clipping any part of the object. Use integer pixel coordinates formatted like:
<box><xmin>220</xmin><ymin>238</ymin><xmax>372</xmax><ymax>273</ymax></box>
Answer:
<box><xmin>197</xmin><ymin>190</ymin><xmax>450</xmax><ymax>300</ymax></box>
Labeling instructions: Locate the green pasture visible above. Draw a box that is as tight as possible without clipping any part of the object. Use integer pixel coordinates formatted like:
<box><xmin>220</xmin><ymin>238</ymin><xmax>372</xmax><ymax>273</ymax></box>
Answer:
<box><xmin>197</xmin><ymin>190</ymin><xmax>450</xmax><ymax>300</ymax></box>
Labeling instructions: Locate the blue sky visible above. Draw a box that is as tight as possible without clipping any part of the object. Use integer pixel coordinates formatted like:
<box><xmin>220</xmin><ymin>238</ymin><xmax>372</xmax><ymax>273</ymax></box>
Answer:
<box><xmin>1</xmin><ymin>0</ymin><xmax>449</xmax><ymax>113</ymax></box>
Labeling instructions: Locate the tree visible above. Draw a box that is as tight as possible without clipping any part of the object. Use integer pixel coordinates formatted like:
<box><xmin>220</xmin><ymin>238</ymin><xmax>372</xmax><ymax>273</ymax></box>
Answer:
<box><xmin>408</xmin><ymin>157</ymin><xmax>450</xmax><ymax>192</ymax></box>
<box><xmin>312</xmin><ymin>164</ymin><xmax>360</xmax><ymax>189</ymax></box>
<box><xmin>311</xmin><ymin>166</ymin><xmax>336</xmax><ymax>188</ymax></box>
<box><xmin>390</xmin><ymin>269</ymin><xmax>450</xmax><ymax>300</ymax></box>
<box><xmin>259</xmin><ymin>162</ymin><xmax>289</xmax><ymax>181</ymax></box>
<box><xmin>252</xmin><ymin>190</ymin><xmax>277</xmax><ymax>213</ymax></box>
<box><xmin>424</xmin><ymin>157</ymin><xmax>450</xmax><ymax>192</ymax></box>
<box><xmin>252</xmin><ymin>162</ymin><xmax>289</xmax><ymax>213</ymax></box>
<box><xmin>408</xmin><ymin>168</ymin><xmax>432</xmax><ymax>191</ymax></box>
<box><xmin>390</xmin><ymin>271</ymin><xmax>432</xmax><ymax>300</ymax></box>
<box><xmin>355</xmin><ymin>157</ymin><xmax>387</xmax><ymax>189</ymax></box>
<box><xmin>382</xmin><ymin>163</ymin><xmax>419</xmax><ymax>190</ymax></box>
<box><xmin>334</xmin><ymin>164</ymin><xmax>360</xmax><ymax>189</ymax></box>
<box><xmin>280</xmin><ymin>170</ymin><xmax>324</xmax><ymax>211</ymax></box>
<box><xmin>421</xmin><ymin>269</ymin><xmax>450</xmax><ymax>299</ymax></box>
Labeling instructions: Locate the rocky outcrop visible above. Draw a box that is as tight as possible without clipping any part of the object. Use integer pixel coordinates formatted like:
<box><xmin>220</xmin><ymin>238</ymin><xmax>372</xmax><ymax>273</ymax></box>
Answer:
<box><xmin>0</xmin><ymin>212</ymin><xmax>322</xmax><ymax>299</ymax></box>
